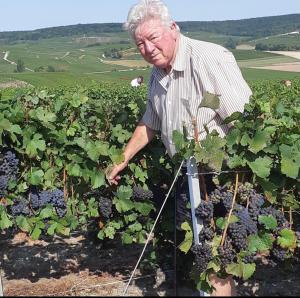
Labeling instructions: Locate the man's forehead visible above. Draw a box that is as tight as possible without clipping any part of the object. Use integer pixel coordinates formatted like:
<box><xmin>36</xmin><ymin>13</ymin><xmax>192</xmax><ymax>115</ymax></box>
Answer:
<box><xmin>135</xmin><ymin>19</ymin><xmax>165</xmax><ymax>37</ymax></box>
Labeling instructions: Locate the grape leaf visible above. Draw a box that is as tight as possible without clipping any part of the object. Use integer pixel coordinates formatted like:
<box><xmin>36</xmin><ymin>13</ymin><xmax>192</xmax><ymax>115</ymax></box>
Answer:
<box><xmin>109</xmin><ymin>146</ymin><xmax>124</xmax><ymax>165</ymax></box>
<box><xmin>113</xmin><ymin>198</ymin><xmax>134</xmax><ymax>213</ymax></box>
<box><xmin>279</xmin><ymin>144</ymin><xmax>300</xmax><ymax>179</ymax></box>
<box><xmin>222</xmin><ymin>111</ymin><xmax>242</xmax><ymax>125</ymax></box>
<box><xmin>31</xmin><ymin>226</ymin><xmax>42</xmax><ymax>240</ymax></box>
<box><xmin>91</xmin><ymin>171</ymin><xmax>105</xmax><ymax>189</ymax></box>
<box><xmin>178</xmin><ymin>222</ymin><xmax>193</xmax><ymax>253</ymax></box>
<box><xmin>67</xmin><ymin>163</ymin><xmax>81</xmax><ymax>177</ymax></box>
<box><xmin>134</xmin><ymin>202</ymin><xmax>154</xmax><ymax>216</ymax></box>
<box><xmin>47</xmin><ymin>222</ymin><xmax>58</xmax><ymax>235</ymax></box>
<box><xmin>248</xmin><ymin>233</ymin><xmax>274</xmax><ymax>253</ymax></box>
<box><xmin>29</xmin><ymin>169</ymin><xmax>44</xmax><ymax>185</ymax></box>
<box><xmin>116</xmin><ymin>185</ymin><xmax>133</xmax><ymax>200</ymax></box>
<box><xmin>249</xmin><ymin>130</ymin><xmax>271</xmax><ymax>154</ymax></box>
<box><xmin>277</xmin><ymin>228</ymin><xmax>297</xmax><ymax>249</ymax></box>
<box><xmin>226</xmin><ymin>262</ymin><xmax>255</xmax><ymax>280</ymax></box>
<box><xmin>248</xmin><ymin>156</ymin><xmax>272</xmax><ymax>178</ymax></box>
<box><xmin>258</xmin><ymin>215</ymin><xmax>277</xmax><ymax>230</ymax></box>
<box><xmin>128</xmin><ymin>222</ymin><xmax>142</xmax><ymax>232</ymax></box>
<box><xmin>26</xmin><ymin>134</ymin><xmax>46</xmax><ymax>157</ymax></box>
<box><xmin>122</xmin><ymin>232</ymin><xmax>133</xmax><ymax>244</ymax></box>
<box><xmin>242</xmin><ymin>263</ymin><xmax>256</xmax><ymax>280</ymax></box>
<box><xmin>194</xmin><ymin>134</ymin><xmax>226</xmax><ymax>171</ymax></box>
<box><xmin>104</xmin><ymin>226</ymin><xmax>115</xmax><ymax>239</ymax></box>
<box><xmin>16</xmin><ymin>215</ymin><xmax>31</xmax><ymax>232</ymax></box>
<box><xmin>0</xmin><ymin>209</ymin><xmax>13</xmax><ymax>229</ymax></box>
<box><xmin>199</xmin><ymin>92</ymin><xmax>220</xmax><ymax>110</ymax></box>
<box><xmin>39</xmin><ymin>206</ymin><xmax>53</xmax><ymax>219</ymax></box>
<box><xmin>173</xmin><ymin>130</ymin><xmax>187</xmax><ymax>151</ymax></box>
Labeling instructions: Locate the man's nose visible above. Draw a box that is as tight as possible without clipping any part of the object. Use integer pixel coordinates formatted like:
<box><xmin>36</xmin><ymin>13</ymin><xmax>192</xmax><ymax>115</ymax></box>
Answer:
<box><xmin>144</xmin><ymin>40</ymin><xmax>155</xmax><ymax>54</ymax></box>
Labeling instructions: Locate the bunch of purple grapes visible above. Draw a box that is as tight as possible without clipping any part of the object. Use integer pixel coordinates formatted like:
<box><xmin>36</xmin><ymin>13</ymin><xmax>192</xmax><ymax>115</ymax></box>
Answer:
<box><xmin>132</xmin><ymin>185</ymin><xmax>154</xmax><ymax>201</ymax></box>
<box><xmin>84</xmin><ymin>189</ymin><xmax>113</xmax><ymax>220</ymax></box>
<box><xmin>11</xmin><ymin>199</ymin><xmax>32</xmax><ymax>217</ymax></box>
<box><xmin>98</xmin><ymin>196</ymin><xmax>112</xmax><ymax>220</ymax></box>
<box><xmin>190</xmin><ymin>182</ymin><xmax>293</xmax><ymax>273</ymax></box>
<box><xmin>29</xmin><ymin>188</ymin><xmax>66</xmax><ymax>217</ymax></box>
<box><xmin>218</xmin><ymin>240</ymin><xmax>236</xmax><ymax>266</ymax></box>
<box><xmin>191</xmin><ymin>242</ymin><xmax>213</xmax><ymax>273</ymax></box>
<box><xmin>195</xmin><ymin>201</ymin><xmax>214</xmax><ymax>222</ymax></box>
<box><xmin>0</xmin><ymin>150</ymin><xmax>19</xmax><ymax>197</ymax></box>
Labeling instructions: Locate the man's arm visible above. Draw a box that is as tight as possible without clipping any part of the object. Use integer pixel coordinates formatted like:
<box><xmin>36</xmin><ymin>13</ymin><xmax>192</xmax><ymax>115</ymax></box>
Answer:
<box><xmin>108</xmin><ymin>121</ymin><xmax>156</xmax><ymax>185</ymax></box>
<box><xmin>213</xmin><ymin>49</ymin><xmax>252</xmax><ymax>120</ymax></box>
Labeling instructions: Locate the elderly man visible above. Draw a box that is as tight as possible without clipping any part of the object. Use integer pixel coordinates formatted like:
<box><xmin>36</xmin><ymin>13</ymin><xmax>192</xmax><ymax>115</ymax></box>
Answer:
<box><xmin>108</xmin><ymin>0</ymin><xmax>252</xmax><ymax>295</ymax></box>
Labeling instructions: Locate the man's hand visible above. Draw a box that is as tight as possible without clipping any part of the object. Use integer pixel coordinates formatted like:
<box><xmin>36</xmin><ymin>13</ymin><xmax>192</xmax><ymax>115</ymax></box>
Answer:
<box><xmin>107</xmin><ymin>161</ymin><xmax>128</xmax><ymax>186</ymax></box>
<box><xmin>106</xmin><ymin>122</ymin><xmax>156</xmax><ymax>186</ymax></box>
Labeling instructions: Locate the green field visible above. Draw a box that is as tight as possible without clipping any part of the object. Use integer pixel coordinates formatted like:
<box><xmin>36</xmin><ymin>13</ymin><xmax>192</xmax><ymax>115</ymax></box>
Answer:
<box><xmin>241</xmin><ymin>68</ymin><xmax>300</xmax><ymax>81</ymax></box>
<box><xmin>1</xmin><ymin>32</ymin><xmax>300</xmax><ymax>88</ymax></box>
<box><xmin>249</xmin><ymin>33</ymin><xmax>300</xmax><ymax>49</ymax></box>
<box><xmin>238</xmin><ymin>56</ymin><xmax>298</xmax><ymax>67</ymax></box>
<box><xmin>231</xmin><ymin>50</ymin><xmax>282</xmax><ymax>60</ymax></box>
<box><xmin>183</xmin><ymin>31</ymin><xmax>250</xmax><ymax>45</ymax></box>
<box><xmin>0</xmin><ymin>69</ymin><xmax>152</xmax><ymax>88</ymax></box>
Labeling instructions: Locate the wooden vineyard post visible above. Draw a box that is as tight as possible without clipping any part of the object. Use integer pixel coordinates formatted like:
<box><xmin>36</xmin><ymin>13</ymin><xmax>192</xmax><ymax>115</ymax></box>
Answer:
<box><xmin>186</xmin><ymin>156</ymin><xmax>209</xmax><ymax>297</ymax></box>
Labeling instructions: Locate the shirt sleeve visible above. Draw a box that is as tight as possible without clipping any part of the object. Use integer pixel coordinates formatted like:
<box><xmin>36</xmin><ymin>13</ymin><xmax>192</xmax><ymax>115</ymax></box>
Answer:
<box><xmin>210</xmin><ymin>49</ymin><xmax>252</xmax><ymax>120</ymax></box>
<box><xmin>141</xmin><ymin>99</ymin><xmax>161</xmax><ymax>131</ymax></box>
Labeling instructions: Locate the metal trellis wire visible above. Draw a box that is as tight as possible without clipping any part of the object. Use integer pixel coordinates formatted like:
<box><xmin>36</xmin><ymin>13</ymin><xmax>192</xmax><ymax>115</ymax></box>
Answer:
<box><xmin>122</xmin><ymin>160</ymin><xmax>185</xmax><ymax>296</ymax></box>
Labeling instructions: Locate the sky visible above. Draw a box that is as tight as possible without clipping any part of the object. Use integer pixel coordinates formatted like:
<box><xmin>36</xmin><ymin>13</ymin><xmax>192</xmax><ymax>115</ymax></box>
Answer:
<box><xmin>0</xmin><ymin>0</ymin><xmax>299</xmax><ymax>32</ymax></box>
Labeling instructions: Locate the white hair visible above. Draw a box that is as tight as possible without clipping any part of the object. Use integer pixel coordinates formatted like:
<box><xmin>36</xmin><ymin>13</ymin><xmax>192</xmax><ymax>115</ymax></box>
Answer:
<box><xmin>123</xmin><ymin>0</ymin><xmax>180</xmax><ymax>39</ymax></box>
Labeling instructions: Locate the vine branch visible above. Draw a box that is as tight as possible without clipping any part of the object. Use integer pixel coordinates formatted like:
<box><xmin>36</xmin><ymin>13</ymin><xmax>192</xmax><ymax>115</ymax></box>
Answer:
<box><xmin>221</xmin><ymin>172</ymin><xmax>239</xmax><ymax>247</ymax></box>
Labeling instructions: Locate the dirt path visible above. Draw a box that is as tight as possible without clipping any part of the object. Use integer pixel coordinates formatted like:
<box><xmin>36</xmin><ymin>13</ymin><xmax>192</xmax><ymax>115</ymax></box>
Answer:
<box><xmin>0</xmin><ymin>231</ymin><xmax>174</xmax><ymax>296</ymax></box>
<box><xmin>250</xmin><ymin>62</ymin><xmax>300</xmax><ymax>72</ymax></box>
<box><xmin>266</xmin><ymin>51</ymin><xmax>300</xmax><ymax>60</ymax></box>
<box><xmin>2</xmin><ymin>51</ymin><xmax>34</xmax><ymax>72</ymax></box>
<box><xmin>0</xmin><ymin>80</ymin><xmax>33</xmax><ymax>89</ymax></box>
<box><xmin>1</xmin><ymin>230</ymin><xmax>300</xmax><ymax>296</ymax></box>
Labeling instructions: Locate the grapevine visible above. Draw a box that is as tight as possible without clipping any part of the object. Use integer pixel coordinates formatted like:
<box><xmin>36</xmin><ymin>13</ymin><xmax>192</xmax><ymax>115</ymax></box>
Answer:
<box><xmin>0</xmin><ymin>80</ymin><xmax>299</xmax><ymax>295</ymax></box>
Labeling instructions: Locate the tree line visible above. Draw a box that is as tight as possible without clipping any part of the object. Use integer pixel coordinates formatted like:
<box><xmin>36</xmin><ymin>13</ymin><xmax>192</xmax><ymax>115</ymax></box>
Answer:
<box><xmin>0</xmin><ymin>14</ymin><xmax>299</xmax><ymax>42</ymax></box>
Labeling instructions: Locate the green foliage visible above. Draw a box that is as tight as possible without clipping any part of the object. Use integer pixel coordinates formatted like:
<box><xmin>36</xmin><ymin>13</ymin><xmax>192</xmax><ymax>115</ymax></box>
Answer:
<box><xmin>178</xmin><ymin>221</ymin><xmax>193</xmax><ymax>253</ymax></box>
<box><xmin>171</xmin><ymin>79</ymin><xmax>300</xmax><ymax>293</ymax></box>
<box><xmin>0</xmin><ymin>82</ymin><xmax>172</xmax><ymax>245</ymax></box>
<box><xmin>277</xmin><ymin>229</ymin><xmax>297</xmax><ymax>249</ymax></box>
<box><xmin>224</xmin><ymin>38</ymin><xmax>237</xmax><ymax>49</ymax></box>
<box><xmin>225</xmin><ymin>80</ymin><xmax>299</xmax><ymax>204</ymax></box>
<box><xmin>16</xmin><ymin>59</ymin><xmax>25</xmax><ymax>73</ymax></box>
<box><xmin>1</xmin><ymin>78</ymin><xmax>299</xmax><ymax>294</ymax></box>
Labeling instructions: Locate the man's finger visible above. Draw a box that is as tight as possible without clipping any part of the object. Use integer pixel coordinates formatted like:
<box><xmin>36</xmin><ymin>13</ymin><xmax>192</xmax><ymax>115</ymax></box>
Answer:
<box><xmin>108</xmin><ymin>175</ymin><xmax>121</xmax><ymax>186</ymax></box>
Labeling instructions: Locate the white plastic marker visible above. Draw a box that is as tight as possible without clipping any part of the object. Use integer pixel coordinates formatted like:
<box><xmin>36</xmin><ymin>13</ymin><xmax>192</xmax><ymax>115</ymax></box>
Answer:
<box><xmin>186</xmin><ymin>156</ymin><xmax>209</xmax><ymax>297</ymax></box>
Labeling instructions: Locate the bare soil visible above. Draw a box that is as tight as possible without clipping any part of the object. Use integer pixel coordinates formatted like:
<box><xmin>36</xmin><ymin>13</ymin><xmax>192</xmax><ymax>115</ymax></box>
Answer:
<box><xmin>1</xmin><ymin>230</ymin><xmax>300</xmax><ymax>296</ymax></box>
<box><xmin>0</xmin><ymin>80</ymin><xmax>33</xmax><ymax>89</ymax></box>
<box><xmin>266</xmin><ymin>51</ymin><xmax>300</xmax><ymax>60</ymax></box>
<box><xmin>251</xmin><ymin>62</ymin><xmax>300</xmax><ymax>72</ymax></box>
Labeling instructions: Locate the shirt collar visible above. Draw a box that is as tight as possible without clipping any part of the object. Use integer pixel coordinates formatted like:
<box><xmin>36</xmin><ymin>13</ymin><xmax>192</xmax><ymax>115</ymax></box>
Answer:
<box><xmin>152</xmin><ymin>34</ymin><xmax>189</xmax><ymax>90</ymax></box>
<box><xmin>172</xmin><ymin>34</ymin><xmax>188</xmax><ymax>72</ymax></box>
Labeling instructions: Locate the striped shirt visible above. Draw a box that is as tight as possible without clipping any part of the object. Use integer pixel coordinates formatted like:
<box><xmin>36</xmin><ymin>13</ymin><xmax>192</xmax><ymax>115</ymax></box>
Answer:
<box><xmin>142</xmin><ymin>34</ymin><xmax>252</xmax><ymax>157</ymax></box>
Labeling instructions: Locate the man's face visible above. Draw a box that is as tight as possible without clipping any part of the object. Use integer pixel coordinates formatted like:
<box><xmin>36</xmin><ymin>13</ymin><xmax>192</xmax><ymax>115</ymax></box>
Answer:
<box><xmin>135</xmin><ymin>18</ymin><xmax>179</xmax><ymax>70</ymax></box>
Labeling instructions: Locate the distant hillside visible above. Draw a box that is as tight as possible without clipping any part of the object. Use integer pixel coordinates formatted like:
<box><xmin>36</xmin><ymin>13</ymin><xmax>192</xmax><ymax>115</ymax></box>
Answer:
<box><xmin>0</xmin><ymin>14</ymin><xmax>299</xmax><ymax>42</ymax></box>
<box><xmin>179</xmin><ymin>14</ymin><xmax>300</xmax><ymax>38</ymax></box>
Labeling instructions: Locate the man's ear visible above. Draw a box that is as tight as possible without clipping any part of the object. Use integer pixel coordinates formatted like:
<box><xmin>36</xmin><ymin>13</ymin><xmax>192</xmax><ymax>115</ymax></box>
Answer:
<box><xmin>170</xmin><ymin>22</ymin><xmax>177</xmax><ymax>31</ymax></box>
<box><xmin>170</xmin><ymin>22</ymin><xmax>178</xmax><ymax>39</ymax></box>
